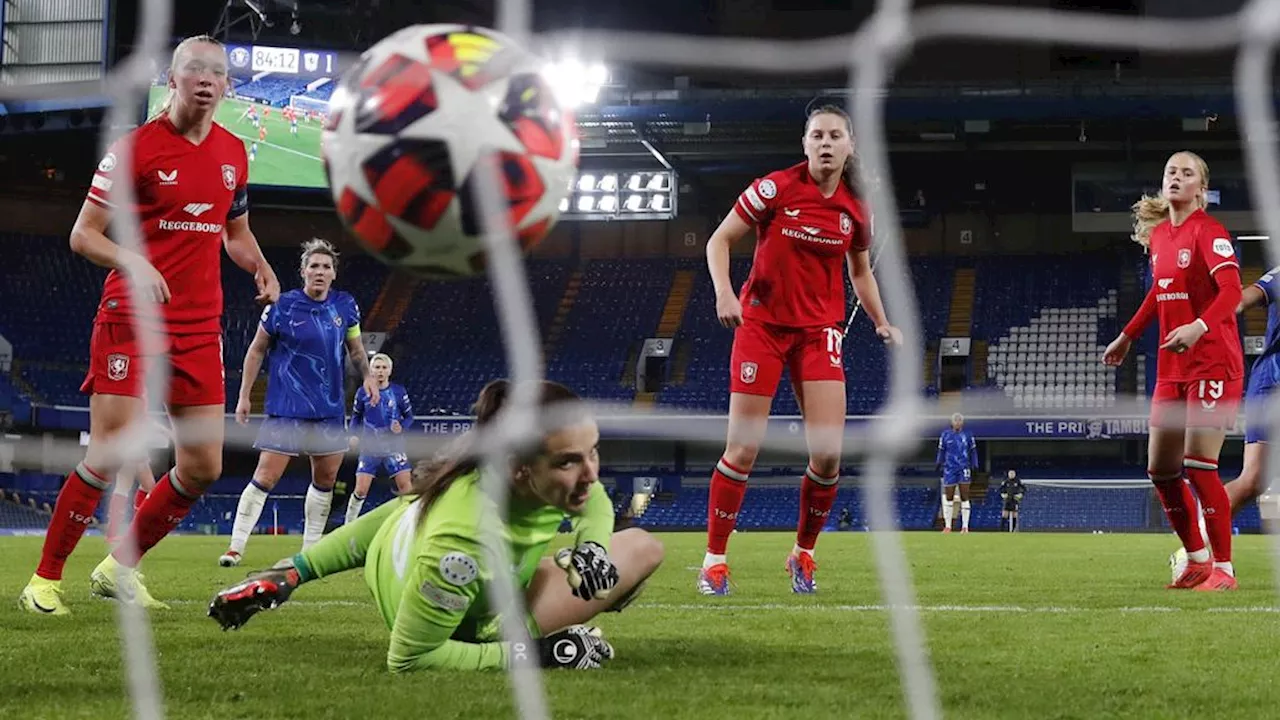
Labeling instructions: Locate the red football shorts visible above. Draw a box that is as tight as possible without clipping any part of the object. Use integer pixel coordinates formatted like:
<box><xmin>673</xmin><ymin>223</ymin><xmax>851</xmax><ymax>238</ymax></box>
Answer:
<box><xmin>1149</xmin><ymin>377</ymin><xmax>1242</xmax><ymax>431</ymax></box>
<box><xmin>81</xmin><ymin>322</ymin><xmax>226</xmax><ymax>407</ymax></box>
<box><xmin>729</xmin><ymin>320</ymin><xmax>846</xmax><ymax>396</ymax></box>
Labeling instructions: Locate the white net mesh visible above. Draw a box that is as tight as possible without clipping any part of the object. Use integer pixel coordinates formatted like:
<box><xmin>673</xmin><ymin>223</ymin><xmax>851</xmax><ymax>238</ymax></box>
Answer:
<box><xmin>4</xmin><ymin>1</ymin><xmax>1280</xmax><ymax>719</ymax></box>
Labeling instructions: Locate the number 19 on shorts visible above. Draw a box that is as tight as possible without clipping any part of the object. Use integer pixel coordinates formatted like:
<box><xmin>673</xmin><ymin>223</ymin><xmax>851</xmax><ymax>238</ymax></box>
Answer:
<box><xmin>825</xmin><ymin>327</ymin><xmax>844</xmax><ymax>367</ymax></box>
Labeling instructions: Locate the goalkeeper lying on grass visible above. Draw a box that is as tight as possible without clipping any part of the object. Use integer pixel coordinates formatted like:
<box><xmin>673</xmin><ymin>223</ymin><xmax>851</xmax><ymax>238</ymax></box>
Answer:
<box><xmin>208</xmin><ymin>379</ymin><xmax>664</xmax><ymax>671</ymax></box>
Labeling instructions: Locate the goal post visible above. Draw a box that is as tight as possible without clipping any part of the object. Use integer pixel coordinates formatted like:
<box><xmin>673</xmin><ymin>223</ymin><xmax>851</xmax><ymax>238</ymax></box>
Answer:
<box><xmin>288</xmin><ymin>94</ymin><xmax>329</xmax><ymax>115</ymax></box>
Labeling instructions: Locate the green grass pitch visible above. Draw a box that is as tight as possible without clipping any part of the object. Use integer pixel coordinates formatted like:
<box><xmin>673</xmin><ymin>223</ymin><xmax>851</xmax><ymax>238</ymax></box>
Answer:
<box><xmin>4</xmin><ymin>531</ymin><xmax>1280</xmax><ymax>719</ymax></box>
<box><xmin>147</xmin><ymin>87</ymin><xmax>327</xmax><ymax>189</ymax></box>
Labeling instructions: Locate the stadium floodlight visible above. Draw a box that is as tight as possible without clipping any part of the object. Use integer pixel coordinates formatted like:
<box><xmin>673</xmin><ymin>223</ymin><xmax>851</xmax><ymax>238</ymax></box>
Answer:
<box><xmin>559</xmin><ymin>170</ymin><xmax>676</xmax><ymax>220</ymax></box>
<box><xmin>543</xmin><ymin>59</ymin><xmax>608</xmax><ymax>109</ymax></box>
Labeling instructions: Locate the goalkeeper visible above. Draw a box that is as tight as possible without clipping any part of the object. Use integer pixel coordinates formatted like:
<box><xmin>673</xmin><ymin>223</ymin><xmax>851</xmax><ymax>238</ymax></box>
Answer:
<box><xmin>208</xmin><ymin>379</ymin><xmax>664</xmax><ymax>672</ymax></box>
<box><xmin>998</xmin><ymin>469</ymin><xmax>1026</xmax><ymax>533</ymax></box>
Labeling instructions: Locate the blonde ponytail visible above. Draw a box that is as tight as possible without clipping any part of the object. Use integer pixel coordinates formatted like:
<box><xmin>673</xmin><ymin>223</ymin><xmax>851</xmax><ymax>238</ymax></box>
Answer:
<box><xmin>1130</xmin><ymin>194</ymin><xmax>1169</xmax><ymax>249</ymax></box>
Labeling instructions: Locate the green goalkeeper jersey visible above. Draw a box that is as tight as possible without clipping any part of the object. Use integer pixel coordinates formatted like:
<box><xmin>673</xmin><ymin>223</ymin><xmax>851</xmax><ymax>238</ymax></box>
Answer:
<box><xmin>363</xmin><ymin>469</ymin><xmax>614</xmax><ymax>672</ymax></box>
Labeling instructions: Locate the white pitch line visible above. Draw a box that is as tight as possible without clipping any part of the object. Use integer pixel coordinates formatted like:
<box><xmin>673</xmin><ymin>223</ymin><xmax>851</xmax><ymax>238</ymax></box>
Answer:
<box><xmin>171</xmin><ymin>599</ymin><xmax>1280</xmax><ymax>614</ymax></box>
<box><xmin>227</xmin><ymin>129</ymin><xmax>323</xmax><ymax>163</ymax></box>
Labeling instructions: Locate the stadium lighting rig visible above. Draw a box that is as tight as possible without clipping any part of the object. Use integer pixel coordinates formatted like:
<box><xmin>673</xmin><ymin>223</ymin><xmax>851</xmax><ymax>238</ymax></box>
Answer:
<box><xmin>542</xmin><ymin>59</ymin><xmax>609</xmax><ymax>109</ymax></box>
<box><xmin>558</xmin><ymin>171</ymin><xmax>677</xmax><ymax>221</ymax></box>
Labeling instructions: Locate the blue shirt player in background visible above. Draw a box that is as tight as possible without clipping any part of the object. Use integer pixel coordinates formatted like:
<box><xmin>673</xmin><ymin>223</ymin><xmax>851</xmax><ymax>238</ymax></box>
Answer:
<box><xmin>345</xmin><ymin>352</ymin><xmax>415</xmax><ymax>525</ymax></box>
<box><xmin>936</xmin><ymin>413</ymin><xmax>978</xmax><ymax>534</ymax></box>
<box><xmin>1171</xmin><ymin>265</ymin><xmax>1280</xmax><ymax>577</ymax></box>
<box><xmin>219</xmin><ymin>239</ymin><xmax>379</xmax><ymax>568</ymax></box>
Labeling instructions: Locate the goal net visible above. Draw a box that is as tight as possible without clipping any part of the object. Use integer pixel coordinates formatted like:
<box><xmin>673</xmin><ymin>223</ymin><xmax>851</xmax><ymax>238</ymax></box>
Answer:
<box><xmin>5</xmin><ymin>1</ymin><xmax>1280</xmax><ymax>720</ymax></box>
<box><xmin>288</xmin><ymin>94</ymin><xmax>329</xmax><ymax>115</ymax></box>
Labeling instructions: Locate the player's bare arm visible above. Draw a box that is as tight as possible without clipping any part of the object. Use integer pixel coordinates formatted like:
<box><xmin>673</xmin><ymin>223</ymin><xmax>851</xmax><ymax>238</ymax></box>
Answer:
<box><xmin>706</xmin><ymin>211</ymin><xmax>752</xmax><ymax>328</ymax></box>
<box><xmin>346</xmin><ymin>334</ymin><xmax>380</xmax><ymax>405</ymax></box>
<box><xmin>1238</xmin><ymin>283</ymin><xmax>1266</xmax><ymax>314</ymax></box>
<box><xmin>70</xmin><ymin>200</ymin><xmax>170</xmax><ymax>304</ymax></box>
<box><xmin>846</xmin><ymin>247</ymin><xmax>901</xmax><ymax>345</ymax></box>
<box><xmin>224</xmin><ymin>215</ymin><xmax>280</xmax><ymax>304</ymax></box>
<box><xmin>236</xmin><ymin>325</ymin><xmax>271</xmax><ymax>424</ymax></box>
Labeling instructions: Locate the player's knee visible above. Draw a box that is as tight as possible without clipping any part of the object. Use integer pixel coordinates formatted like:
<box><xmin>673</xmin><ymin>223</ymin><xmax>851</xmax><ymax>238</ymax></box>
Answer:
<box><xmin>627</xmin><ymin>528</ymin><xmax>665</xmax><ymax>575</ymax></box>
<box><xmin>807</xmin><ymin>455</ymin><xmax>840</xmax><ymax>480</ymax></box>
<box><xmin>1147</xmin><ymin>468</ymin><xmax>1181</xmax><ymax>485</ymax></box>
<box><xmin>1238</xmin><ymin>464</ymin><xmax>1265</xmax><ymax>495</ymax></box>
<box><xmin>178</xmin><ymin>455</ymin><xmax>221</xmax><ymax>490</ymax></box>
<box><xmin>722</xmin><ymin>444</ymin><xmax>759</xmax><ymax>473</ymax></box>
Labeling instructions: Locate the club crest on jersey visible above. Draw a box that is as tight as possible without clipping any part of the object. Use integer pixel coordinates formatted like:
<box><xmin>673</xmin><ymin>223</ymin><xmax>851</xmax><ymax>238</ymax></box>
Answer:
<box><xmin>1177</xmin><ymin>248</ymin><xmax>1191</xmax><ymax>269</ymax></box>
<box><xmin>106</xmin><ymin>354</ymin><xmax>129</xmax><ymax>381</ymax></box>
<box><xmin>221</xmin><ymin>164</ymin><xmax>237</xmax><ymax>191</ymax></box>
<box><xmin>840</xmin><ymin>212</ymin><xmax>852</xmax><ymax>235</ymax></box>
<box><xmin>740</xmin><ymin>361</ymin><xmax>758</xmax><ymax>385</ymax></box>
<box><xmin>758</xmin><ymin>179</ymin><xmax>777</xmax><ymax>199</ymax></box>
<box><xmin>439</xmin><ymin>552</ymin><xmax>479</xmax><ymax>586</ymax></box>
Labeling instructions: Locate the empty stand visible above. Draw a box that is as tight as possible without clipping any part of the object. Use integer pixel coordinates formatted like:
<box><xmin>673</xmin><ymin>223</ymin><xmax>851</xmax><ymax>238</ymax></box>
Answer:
<box><xmin>978</xmin><ymin>255</ymin><xmax>1122</xmax><ymax>411</ymax></box>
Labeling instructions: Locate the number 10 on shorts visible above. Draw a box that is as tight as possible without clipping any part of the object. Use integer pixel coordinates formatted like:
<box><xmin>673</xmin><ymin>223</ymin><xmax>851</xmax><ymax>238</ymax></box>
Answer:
<box><xmin>825</xmin><ymin>327</ymin><xmax>844</xmax><ymax>366</ymax></box>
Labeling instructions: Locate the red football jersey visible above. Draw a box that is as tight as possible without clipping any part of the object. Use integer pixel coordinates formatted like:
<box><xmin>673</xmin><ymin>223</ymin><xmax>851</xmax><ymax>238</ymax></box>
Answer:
<box><xmin>1148</xmin><ymin>208</ymin><xmax>1244</xmax><ymax>382</ymax></box>
<box><xmin>732</xmin><ymin>161</ymin><xmax>870</xmax><ymax>328</ymax></box>
<box><xmin>87</xmin><ymin>116</ymin><xmax>249</xmax><ymax>334</ymax></box>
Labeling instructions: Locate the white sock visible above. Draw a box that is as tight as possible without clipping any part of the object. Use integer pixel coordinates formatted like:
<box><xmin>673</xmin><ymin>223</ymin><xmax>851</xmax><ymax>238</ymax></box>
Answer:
<box><xmin>1188</xmin><ymin>548</ymin><xmax>1211</xmax><ymax>563</ymax></box>
<box><xmin>792</xmin><ymin>544</ymin><xmax>813</xmax><ymax>558</ymax></box>
<box><xmin>344</xmin><ymin>493</ymin><xmax>366</xmax><ymax>526</ymax></box>
<box><xmin>942</xmin><ymin>498</ymin><xmax>954</xmax><ymax>529</ymax></box>
<box><xmin>961</xmin><ymin>501</ymin><xmax>971</xmax><ymax>530</ymax></box>
<box><xmin>229</xmin><ymin>482</ymin><xmax>269</xmax><ymax>554</ymax></box>
<box><xmin>703</xmin><ymin>552</ymin><xmax>726</xmax><ymax>569</ymax></box>
<box><xmin>1216</xmin><ymin>561</ymin><xmax>1234</xmax><ymax>577</ymax></box>
<box><xmin>303</xmin><ymin>483</ymin><xmax>334</xmax><ymax>549</ymax></box>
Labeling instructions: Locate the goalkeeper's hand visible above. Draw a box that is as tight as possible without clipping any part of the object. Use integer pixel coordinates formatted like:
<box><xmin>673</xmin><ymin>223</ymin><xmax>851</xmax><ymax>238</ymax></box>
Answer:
<box><xmin>537</xmin><ymin>625</ymin><xmax>614</xmax><ymax>669</ymax></box>
<box><xmin>555</xmin><ymin>541</ymin><xmax>619</xmax><ymax>601</ymax></box>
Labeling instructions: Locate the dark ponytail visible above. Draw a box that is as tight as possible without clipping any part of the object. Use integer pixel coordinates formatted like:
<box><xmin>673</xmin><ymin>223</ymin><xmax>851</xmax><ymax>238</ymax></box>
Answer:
<box><xmin>409</xmin><ymin>379</ymin><xmax>584</xmax><ymax>516</ymax></box>
<box><xmin>805</xmin><ymin>103</ymin><xmax>861</xmax><ymax>199</ymax></box>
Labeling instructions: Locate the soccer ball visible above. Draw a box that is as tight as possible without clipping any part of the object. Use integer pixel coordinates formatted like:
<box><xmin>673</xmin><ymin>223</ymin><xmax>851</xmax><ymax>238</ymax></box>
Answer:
<box><xmin>323</xmin><ymin>25</ymin><xmax>578</xmax><ymax>277</ymax></box>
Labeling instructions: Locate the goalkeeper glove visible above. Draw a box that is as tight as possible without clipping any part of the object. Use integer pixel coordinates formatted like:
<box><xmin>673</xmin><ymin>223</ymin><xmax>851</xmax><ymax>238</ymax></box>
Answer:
<box><xmin>555</xmin><ymin>541</ymin><xmax>619</xmax><ymax>601</ymax></box>
<box><xmin>537</xmin><ymin>625</ymin><xmax>614</xmax><ymax>669</ymax></box>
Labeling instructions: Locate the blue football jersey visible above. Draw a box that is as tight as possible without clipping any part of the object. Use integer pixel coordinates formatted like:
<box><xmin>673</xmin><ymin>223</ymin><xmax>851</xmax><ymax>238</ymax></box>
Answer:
<box><xmin>261</xmin><ymin>288</ymin><xmax>362</xmax><ymax>420</ymax></box>
<box><xmin>1252</xmin><ymin>266</ymin><xmax>1280</xmax><ymax>373</ymax></box>
<box><xmin>936</xmin><ymin>428</ymin><xmax>977</xmax><ymax>472</ymax></box>
<box><xmin>352</xmin><ymin>381</ymin><xmax>414</xmax><ymax>454</ymax></box>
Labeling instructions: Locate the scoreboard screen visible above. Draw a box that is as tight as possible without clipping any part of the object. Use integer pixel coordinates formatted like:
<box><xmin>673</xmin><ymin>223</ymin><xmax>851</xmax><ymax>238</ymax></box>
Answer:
<box><xmin>225</xmin><ymin>44</ymin><xmax>347</xmax><ymax>80</ymax></box>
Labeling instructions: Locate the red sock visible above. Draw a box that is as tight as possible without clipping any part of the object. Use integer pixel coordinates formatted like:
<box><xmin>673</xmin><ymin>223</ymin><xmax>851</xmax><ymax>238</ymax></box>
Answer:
<box><xmin>112</xmin><ymin>470</ymin><xmax>198</xmax><ymax>568</ymax></box>
<box><xmin>36</xmin><ymin>464</ymin><xmax>110</xmax><ymax>581</ymax></box>
<box><xmin>1151</xmin><ymin>473</ymin><xmax>1206</xmax><ymax>554</ymax></box>
<box><xmin>797</xmin><ymin>466</ymin><xmax>839</xmax><ymax>551</ymax></box>
<box><xmin>133</xmin><ymin>488</ymin><xmax>148</xmax><ymax>511</ymax></box>
<box><xmin>1185</xmin><ymin>456</ymin><xmax>1231</xmax><ymax>563</ymax></box>
<box><xmin>707</xmin><ymin>458</ymin><xmax>749</xmax><ymax>555</ymax></box>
